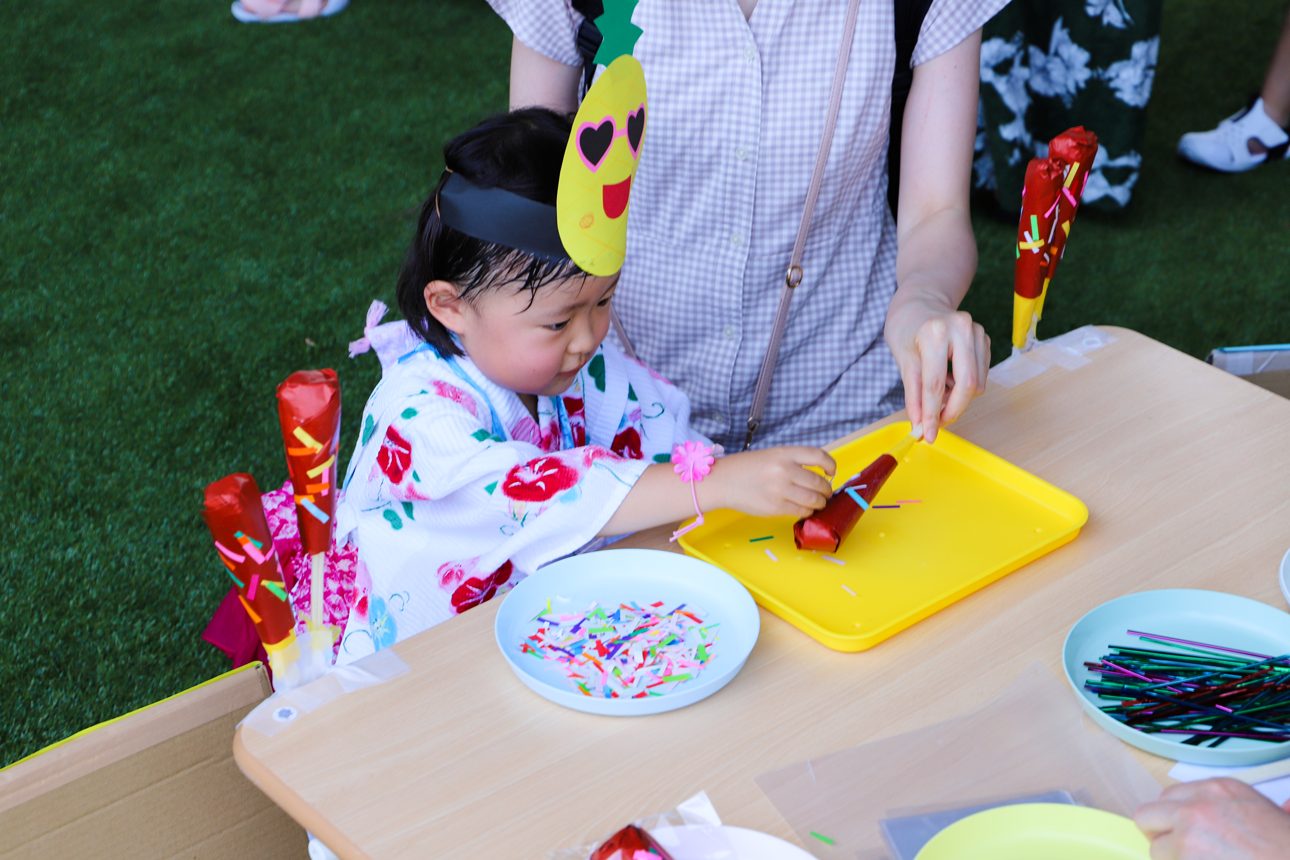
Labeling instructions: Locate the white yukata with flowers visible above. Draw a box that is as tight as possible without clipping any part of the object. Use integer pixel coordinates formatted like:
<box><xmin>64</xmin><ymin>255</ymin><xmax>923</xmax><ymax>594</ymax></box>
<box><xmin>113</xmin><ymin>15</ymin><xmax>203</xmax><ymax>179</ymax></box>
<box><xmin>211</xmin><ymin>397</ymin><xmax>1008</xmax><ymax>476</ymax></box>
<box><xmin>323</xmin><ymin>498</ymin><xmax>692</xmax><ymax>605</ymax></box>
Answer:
<box><xmin>332</xmin><ymin>321</ymin><xmax>703</xmax><ymax>664</ymax></box>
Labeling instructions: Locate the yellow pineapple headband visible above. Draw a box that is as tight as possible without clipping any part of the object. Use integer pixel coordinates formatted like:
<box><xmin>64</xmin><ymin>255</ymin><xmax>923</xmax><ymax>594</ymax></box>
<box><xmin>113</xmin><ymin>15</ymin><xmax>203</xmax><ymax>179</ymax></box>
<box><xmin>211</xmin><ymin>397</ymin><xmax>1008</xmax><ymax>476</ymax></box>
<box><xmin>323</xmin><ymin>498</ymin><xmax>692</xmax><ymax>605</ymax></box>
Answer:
<box><xmin>437</xmin><ymin>0</ymin><xmax>646</xmax><ymax>277</ymax></box>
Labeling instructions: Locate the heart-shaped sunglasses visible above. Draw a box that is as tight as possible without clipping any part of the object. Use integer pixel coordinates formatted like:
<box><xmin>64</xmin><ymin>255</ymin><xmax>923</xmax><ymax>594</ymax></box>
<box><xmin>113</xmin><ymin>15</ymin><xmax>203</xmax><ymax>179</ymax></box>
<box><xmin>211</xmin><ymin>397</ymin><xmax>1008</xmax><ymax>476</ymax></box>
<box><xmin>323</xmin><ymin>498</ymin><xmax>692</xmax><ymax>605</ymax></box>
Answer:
<box><xmin>575</xmin><ymin>105</ymin><xmax>646</xmax><ymax>172</ymax></box>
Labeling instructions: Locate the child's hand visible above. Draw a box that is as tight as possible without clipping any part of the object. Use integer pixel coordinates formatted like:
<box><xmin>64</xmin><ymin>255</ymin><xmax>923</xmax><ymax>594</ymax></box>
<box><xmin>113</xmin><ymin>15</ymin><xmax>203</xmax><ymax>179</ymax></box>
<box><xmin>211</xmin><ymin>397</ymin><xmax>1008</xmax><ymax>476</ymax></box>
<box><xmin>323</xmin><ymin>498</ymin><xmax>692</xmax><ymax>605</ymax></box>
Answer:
<box><xmin>710</xmin><ymin>447</ymin><xmax>836</xmax><ymax>519</ymax></box>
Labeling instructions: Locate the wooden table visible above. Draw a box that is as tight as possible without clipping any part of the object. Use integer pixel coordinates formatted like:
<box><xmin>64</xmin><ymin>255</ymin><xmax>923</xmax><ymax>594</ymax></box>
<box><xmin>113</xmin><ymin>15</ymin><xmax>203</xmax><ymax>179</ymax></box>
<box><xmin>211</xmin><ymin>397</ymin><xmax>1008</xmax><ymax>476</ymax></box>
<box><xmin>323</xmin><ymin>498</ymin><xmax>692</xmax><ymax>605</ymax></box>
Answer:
<box><xmin>234</xmin><ymin>327</ymin><xmax>1290</xmax><ymax>858</ymax></box>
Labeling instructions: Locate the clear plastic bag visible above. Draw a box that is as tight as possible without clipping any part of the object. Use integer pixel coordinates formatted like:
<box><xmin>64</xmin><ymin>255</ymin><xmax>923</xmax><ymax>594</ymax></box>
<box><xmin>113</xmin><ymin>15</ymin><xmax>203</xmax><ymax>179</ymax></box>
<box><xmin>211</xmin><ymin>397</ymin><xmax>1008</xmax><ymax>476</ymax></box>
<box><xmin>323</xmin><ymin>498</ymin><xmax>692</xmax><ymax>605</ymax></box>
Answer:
<box><xmin>755</xmin><ymin>664</ymin><xmax>1162</xmax><ymax>858</ymax></box>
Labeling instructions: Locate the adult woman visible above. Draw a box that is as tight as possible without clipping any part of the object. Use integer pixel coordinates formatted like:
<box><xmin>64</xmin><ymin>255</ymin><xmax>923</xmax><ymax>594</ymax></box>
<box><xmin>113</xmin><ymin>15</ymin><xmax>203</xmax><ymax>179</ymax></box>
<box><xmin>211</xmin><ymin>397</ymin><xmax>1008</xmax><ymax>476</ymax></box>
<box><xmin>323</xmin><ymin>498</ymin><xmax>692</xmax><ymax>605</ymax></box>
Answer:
<box><xmin>489</xmin><ymin>0</ymin><xmax>1005</xmax><ymax>449</ymax></box>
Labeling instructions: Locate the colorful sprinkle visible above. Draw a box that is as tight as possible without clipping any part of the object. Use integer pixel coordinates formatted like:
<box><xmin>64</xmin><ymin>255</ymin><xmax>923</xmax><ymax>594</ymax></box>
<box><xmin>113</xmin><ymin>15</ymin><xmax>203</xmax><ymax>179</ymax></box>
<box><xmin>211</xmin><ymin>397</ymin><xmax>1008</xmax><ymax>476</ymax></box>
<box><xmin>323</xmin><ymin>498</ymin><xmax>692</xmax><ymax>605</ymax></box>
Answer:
<box><xmin>840</xmin><ymin>584</ymin><xmax>856</xmax><ymax>597</ymax></box>
<box><xmin>233</xmin><ymin>531</ymin><xmax>263</xmax><ymax>550</ymax></box>
<box><xmin>520</xmin><ymin>601</ymin><xmax>718</xmax><ymax>698</ymax></box>
<box><xmin>290</xmin><ymin>425</ymin><xmax>325</xmax><ymax>454</ymax></box>
<box><xmin>809</xmin><ymin>832</ymin><xmax>836</xmax><ymax>846</ymax></box>
<box><xmin>236</xmin><ymin>535</ymin><xmax>268</xmax><ymax>565</ymax></box>
<box><xmin>821</xmin><ymin>555</ymin><xmax>845</xmax><ymax>566</ymax></box>
<box><xmin>299</xmin><ymin>497</ymin><xmax>330</xmax><ymax>524</ymax></box>
<box><xmin>764</xmin><ymin>548</ymin><xmax>779</xmax><ymax>562</ymax></box>
<box><xmin>749</xmin><ymin>535</ymin><xmax>774</xmax><ymax>542</ymax></box>
<box><xmin>214</xmin><ymin>540</ymin><xmax>246</xmax><ymax>563</ymax></box>
<box><xmin>237</xmin><ymin>594</ymin><xmax>262</xmax><ymax>625</ymax></box>
<box><xmin>306</xmin><ymin>455</ymin><xmax>335</xmax><ymax>479</ymax></box>
<box><xmin>263</xmin><ymin>580</ymin><xmax>289</xmax><ymax>602</ymax></box>
<box><xmin>845</xmin><ymin>487</ymin><xmax>869</xmax><ymax>510</ymax></box>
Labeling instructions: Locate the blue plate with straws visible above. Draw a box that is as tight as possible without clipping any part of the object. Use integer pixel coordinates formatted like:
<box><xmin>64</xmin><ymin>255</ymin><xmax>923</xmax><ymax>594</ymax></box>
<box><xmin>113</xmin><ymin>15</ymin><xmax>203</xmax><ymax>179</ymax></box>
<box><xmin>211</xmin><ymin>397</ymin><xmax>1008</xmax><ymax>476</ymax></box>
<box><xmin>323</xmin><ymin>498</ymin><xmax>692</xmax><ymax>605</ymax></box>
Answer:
<box><xmin>1063</xmin><ymin>589</ymin><xmax>1290</xmax><ymax>765</ymax></box>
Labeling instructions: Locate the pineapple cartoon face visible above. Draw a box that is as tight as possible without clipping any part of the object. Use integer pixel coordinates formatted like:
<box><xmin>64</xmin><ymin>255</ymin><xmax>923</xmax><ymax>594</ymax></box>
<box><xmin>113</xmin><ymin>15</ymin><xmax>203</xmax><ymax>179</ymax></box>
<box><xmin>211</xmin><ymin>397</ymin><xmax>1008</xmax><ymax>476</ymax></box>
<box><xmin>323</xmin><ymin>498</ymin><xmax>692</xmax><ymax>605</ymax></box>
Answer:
<box><xmin>556</xmin><ymin>0</ymin><xmax>647</xmax><ymax>276</ymax></box>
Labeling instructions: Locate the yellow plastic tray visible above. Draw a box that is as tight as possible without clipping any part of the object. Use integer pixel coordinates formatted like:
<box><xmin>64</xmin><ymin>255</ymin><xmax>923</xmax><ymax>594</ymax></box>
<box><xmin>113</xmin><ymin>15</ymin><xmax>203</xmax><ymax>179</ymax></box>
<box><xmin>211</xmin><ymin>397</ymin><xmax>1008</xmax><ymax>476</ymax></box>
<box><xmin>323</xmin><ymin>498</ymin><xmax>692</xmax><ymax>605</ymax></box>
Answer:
<box><xmin>679</xmin><ymin>422</ymin><xmax>1088</xmax><ymax>651</ymax></box>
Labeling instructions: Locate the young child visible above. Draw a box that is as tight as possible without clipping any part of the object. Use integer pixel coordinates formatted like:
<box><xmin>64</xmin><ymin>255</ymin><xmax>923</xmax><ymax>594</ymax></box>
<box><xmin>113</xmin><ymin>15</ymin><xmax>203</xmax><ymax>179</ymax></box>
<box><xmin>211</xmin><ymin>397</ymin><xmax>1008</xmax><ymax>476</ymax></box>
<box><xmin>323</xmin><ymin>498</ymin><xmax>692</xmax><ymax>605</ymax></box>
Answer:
<box><xmin>301</xmin><ymin>108</ymin><xmax>836</xmax><ymax>663</ymax></box>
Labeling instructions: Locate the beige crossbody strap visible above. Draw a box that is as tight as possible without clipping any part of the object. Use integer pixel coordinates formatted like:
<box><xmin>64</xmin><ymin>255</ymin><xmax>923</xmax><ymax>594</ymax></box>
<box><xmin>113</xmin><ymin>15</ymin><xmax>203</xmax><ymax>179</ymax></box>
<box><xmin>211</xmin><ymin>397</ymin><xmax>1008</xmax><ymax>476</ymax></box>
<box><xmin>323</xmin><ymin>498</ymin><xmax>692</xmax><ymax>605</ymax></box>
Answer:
<box><xmin>743</xmin><ymin>0</ymin><xmax>863</xmax><ymax>449</ymax></box>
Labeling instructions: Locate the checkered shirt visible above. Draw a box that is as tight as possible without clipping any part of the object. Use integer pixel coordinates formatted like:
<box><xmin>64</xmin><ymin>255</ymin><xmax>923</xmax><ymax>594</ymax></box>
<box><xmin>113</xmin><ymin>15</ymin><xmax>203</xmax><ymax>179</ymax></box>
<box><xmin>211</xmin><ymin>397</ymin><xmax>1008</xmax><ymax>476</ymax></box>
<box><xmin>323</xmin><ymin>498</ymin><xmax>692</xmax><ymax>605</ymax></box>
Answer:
<box><xmin>488</xmin><ymin>0</ymin><xmax>1009</xmax><ymax>449</ymax></box>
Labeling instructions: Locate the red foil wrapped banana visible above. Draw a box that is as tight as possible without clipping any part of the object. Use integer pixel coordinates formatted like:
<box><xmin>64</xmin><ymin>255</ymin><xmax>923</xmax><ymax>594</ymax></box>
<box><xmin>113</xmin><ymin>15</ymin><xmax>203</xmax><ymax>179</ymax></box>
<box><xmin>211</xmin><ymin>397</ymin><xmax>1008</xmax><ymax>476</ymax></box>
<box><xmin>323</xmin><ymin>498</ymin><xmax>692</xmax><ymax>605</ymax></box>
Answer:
<box><xmin>588</xmin><ymin>824</ymin><xmax>674</xmax><ymax>860</ymax></box>
<box><xmin>793</xmin><ymin>452</ymin><xmax>898</xmax><ymax>553</ymax></box>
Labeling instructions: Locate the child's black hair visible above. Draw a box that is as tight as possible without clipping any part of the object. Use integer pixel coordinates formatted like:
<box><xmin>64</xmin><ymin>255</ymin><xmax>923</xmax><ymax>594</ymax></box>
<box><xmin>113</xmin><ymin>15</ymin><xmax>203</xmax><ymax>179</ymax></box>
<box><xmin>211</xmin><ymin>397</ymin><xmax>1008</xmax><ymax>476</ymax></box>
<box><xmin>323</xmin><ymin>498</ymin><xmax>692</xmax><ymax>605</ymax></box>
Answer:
<box><xmin>397</xmin><ymin>107</ymin><xmax>585</xmax><ymax>356</ymax></box>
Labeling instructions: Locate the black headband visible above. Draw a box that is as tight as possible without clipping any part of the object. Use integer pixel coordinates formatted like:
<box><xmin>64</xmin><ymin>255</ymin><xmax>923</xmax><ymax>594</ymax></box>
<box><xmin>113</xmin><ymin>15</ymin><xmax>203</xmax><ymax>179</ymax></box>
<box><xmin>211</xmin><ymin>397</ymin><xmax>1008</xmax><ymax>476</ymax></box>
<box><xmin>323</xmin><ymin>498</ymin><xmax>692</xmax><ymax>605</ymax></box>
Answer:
<box><xmin>436</xmin><ymin>172</ymin><xmax>568</xmax><ymax>262</ymax></box>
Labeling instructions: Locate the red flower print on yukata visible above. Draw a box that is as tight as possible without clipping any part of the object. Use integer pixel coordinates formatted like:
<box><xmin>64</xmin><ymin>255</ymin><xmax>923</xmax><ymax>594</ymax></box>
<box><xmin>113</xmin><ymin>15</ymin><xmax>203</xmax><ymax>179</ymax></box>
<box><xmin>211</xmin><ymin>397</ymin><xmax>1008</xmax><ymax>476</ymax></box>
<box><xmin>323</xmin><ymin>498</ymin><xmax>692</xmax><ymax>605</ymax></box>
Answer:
<box><xmin>501</xmin><ymin>455</ymin><xmax>580</xmax><ymax>503</ymax></box>
<box><xmin>437</xmin><ymin>560</ymin><xmax>468</xmax><ymax>589</ymax></box>
<box><xmin>391</xmin><ymin>480</ymin><xmax>432</xmax><ymax>502</ymax></box>
<box><xmin>561</xmin><ymin>396</ymin><xmax>588</xmax><ymax>446</ymax></box>
<box><xmin>538</xmin><ymin>418</ymin><xmax>561</xmax><ymax>452</ymax></box>
<box><xmin>611</xmin><ymin>426</ymin><xmax>643</xmax><ymax>459</ymax></box>
<box><xmin>451</xmin><ymin>561</ymin><xmax>514</xmax><ymax>614</ymax></box>
<box><xmin>581</xmin><ymin>445</ymin><xmax>622</xmax><ymax>468</ymax></box>
<box><xmin>377</xmin><ymin>424</ymin><xmax>413</xmax><ymax>484</ymax></box>
<box><xmin>431</xmin><ymin>380</ymin><xmax>479</xmax><ymax>419</ymax></box>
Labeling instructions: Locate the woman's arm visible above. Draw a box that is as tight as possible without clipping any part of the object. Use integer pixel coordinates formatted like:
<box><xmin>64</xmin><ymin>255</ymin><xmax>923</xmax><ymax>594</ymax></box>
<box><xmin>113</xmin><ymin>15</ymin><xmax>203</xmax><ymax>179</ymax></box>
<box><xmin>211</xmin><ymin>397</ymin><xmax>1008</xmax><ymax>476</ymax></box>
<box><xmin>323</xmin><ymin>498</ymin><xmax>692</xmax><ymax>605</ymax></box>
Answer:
<box><xmin>885</xmin><ymin>30</ymin><xmax>990</xmax><ymax>444</ymax></box>
<box><xmin>509</xmin><ymin>35</ymin><xmax>581</xmax><ymax>113</ymax></box>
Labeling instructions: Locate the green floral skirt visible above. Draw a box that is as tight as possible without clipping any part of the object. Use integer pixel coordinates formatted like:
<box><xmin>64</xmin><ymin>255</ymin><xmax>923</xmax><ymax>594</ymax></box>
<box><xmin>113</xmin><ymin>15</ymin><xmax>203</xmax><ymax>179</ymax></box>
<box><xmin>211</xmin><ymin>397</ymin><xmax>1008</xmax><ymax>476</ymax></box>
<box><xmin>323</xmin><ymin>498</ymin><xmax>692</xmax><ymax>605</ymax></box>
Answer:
<box><xmin>975</xmin><ymin>0</ymin><xmax>1163</xmax><ymax>212</ymax></box>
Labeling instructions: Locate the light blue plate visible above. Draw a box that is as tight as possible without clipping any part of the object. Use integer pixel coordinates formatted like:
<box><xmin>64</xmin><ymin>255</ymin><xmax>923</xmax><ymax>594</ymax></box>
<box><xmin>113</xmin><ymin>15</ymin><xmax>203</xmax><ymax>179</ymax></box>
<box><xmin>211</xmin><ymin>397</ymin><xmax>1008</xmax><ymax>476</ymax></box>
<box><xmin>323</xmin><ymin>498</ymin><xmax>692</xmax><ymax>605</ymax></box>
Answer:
<box><xmin>1062</xmin><ymin>589</ymin><xmax>1290</xmax><ymax>765</ymax></box>
<box><xmin>494</xmin><ymin>548</ymin><xmax>760</xmax><ymax>716</ymax></box>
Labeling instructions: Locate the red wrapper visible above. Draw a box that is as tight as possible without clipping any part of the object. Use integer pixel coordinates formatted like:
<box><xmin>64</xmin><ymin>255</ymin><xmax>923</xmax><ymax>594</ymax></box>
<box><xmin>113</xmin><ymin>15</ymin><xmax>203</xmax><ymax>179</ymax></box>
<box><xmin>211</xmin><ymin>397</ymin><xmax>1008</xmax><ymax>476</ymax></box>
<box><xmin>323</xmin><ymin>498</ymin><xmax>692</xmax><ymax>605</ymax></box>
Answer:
<box><xmin>277</xmin><ymin>369</ymin><xmax>341</xmax><ymax>557</ymax></box>
<box><xmin>588</xmin><ymin>825</ymin><xmax>674</xmax><ymax>860</ymax></box>
<box><xmin>202</xmin><ymin>473</ymin><xmax>296</xmax><ymax>647</ymax></box>
<box><xmin>1044</xmin><ymin>126</ymin><xmax>1099</xmax><ymax>285</ymax></box>
<box><xmin>1015</xmin><ymin>157</ymin><xmax>1065</xmax><ymax>301</ymax></box>
<box><xmin>793</xmin><ymin>453</ymin><xmax>898</xmax><ymax>553</ymax></box>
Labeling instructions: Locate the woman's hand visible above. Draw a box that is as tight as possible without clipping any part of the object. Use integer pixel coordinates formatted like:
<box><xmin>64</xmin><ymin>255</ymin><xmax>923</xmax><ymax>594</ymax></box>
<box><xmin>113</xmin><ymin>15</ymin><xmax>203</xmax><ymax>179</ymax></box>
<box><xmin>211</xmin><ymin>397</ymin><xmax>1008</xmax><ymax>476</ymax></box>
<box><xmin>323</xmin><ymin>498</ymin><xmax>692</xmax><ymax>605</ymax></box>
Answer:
<box><xmin>708</xmin><ymin>447</ymin><xmax>836</xmax><ymax>519</ymax></box>
<box><xmin>884</xmin><ymin>292</ymin><xmax>989</xmax><ymax>444</ymax></box>
<box><xmin>1135</xmin><ymin>778</ymin><xmax>1290</xmax><ymax>860</ymax></box>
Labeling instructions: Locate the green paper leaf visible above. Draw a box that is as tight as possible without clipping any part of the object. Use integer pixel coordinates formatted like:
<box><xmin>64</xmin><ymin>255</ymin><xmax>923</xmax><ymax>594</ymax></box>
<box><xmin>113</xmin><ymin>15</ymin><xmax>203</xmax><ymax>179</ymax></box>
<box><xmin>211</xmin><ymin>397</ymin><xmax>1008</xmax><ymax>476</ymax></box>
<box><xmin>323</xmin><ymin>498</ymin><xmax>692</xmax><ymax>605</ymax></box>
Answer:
<box><xmin>471</xmin><ymin>429</ymin><xmax>491</xmax><ymax>441</ymax></box>
<box><xmin>484</xmin><ymin>481</ymin><xmax>498</xmax><ymax>495</ymax></box>
<box><xmin>361</xmin><ymin>415</ymin><xmax>376</xmax><ymax>445</ymax></box>
<box><xmin>382</xmin><ymin>509</ymin><xmax>403</xmax><ymax>530</ymax></box>
<box><xmin>401</xmin><ymin>407</ymin><xmax>417</xmax><ymax>419</ymax></box>
<box><xmin>401</xmin><ymin>501</ymin><xmax>415</xmax><ymax>520</ymax></box>
<box><xmin>593</xmin><ymin>0</ymin><xmax>642</xmax><ymax>65</ymax></box>
<box><xmin>627</xmin><ymin>383</ymin><xmax>637</xmax><ymax>401</ymax></box>
<box><xmin>652</xmin><ymin>452</ymin><xmax>671</xmax><ymax>463</ymax></box>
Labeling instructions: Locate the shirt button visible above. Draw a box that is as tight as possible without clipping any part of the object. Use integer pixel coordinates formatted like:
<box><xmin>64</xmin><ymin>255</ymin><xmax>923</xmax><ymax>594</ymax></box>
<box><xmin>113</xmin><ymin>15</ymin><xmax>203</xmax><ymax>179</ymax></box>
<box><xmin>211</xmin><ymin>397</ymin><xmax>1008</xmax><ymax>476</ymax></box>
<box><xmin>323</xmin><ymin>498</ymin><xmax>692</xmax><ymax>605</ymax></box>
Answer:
<box><xmin>730</xmin><ymin>233</ymin><xmax>744</xmax><ymax>247</ymax></box>
<box><xmin>722</xmin><ymin>325</ymin><xmax>737</xmax><ymax>340</ymax></box>
<box><xmin>712</xmin><ymin>412</ymin><xmax>727</xmax><ymax>424</ymax></box>
<box><xmin>744</xmin><ymin>46</ymin><xmax>756</xmax><ymax>62</ymax></box>
<box><xmin>735</xmin><ymin>147</ymin><xmax>749</xmax><ymax>161</ymax></box>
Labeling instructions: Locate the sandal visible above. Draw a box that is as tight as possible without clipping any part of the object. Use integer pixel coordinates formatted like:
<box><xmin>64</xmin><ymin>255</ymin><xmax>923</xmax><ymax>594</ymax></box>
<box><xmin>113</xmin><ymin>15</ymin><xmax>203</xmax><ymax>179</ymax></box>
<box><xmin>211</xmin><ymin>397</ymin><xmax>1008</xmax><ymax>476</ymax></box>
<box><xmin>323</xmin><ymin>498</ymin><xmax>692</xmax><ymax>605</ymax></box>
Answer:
<box><xmin>231</xmin><ymin>0</ymin><xmax>349</xmax><ymax>24</ymax></box>
<box><xmin>1177</xmin><ymin>97</ymin><xmax>1290</xmax><ymax>173</ymax></box>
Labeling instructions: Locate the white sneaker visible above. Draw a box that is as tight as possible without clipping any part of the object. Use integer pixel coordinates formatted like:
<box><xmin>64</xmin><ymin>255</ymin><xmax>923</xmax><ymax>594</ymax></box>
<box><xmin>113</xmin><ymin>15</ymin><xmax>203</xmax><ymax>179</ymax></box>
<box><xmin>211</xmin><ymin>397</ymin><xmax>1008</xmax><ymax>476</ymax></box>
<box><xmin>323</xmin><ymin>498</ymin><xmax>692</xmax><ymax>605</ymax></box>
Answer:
<box><xmin>1177</xmin><ymin>97</ymin><xmax>1289</xmax><ymax>172</ymax></box>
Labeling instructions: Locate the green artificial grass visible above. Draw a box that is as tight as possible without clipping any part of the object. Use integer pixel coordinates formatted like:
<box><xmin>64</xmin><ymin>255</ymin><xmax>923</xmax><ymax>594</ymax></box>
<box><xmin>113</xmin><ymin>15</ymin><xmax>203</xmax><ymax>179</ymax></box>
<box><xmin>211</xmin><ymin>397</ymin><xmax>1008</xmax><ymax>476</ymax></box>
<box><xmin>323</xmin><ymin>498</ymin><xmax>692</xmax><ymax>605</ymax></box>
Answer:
<box><xmin>2</xmin><ymin>0</ymin><xmax>1287</xmax><ymax>766</ymax></box>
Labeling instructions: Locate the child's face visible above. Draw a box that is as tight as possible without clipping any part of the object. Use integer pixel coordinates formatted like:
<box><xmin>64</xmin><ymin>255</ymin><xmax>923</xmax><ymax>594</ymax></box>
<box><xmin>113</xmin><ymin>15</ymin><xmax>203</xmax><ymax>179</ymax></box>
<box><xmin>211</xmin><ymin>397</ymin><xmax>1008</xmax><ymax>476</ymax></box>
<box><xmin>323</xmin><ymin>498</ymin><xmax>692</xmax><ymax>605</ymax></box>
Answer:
<box><xmin>450</xmin><ymin>274</ymin><xmax>617</xmax><ymax>397</ymax></box>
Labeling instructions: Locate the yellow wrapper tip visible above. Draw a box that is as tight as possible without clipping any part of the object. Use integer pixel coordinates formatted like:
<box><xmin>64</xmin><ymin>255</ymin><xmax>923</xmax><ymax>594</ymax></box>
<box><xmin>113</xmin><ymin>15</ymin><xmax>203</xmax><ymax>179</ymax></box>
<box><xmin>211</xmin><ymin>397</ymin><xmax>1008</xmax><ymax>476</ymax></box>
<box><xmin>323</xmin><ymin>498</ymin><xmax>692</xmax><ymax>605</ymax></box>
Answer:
<box><xmin>1035</xmin><ymin>277</ymin><xmax>1052</xmax><ymax>320</ymax></box>
<box><xmin>1013</xmin><ymin>295</ymin><xmax>1038</xmax><ymax>351</ymax></box>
